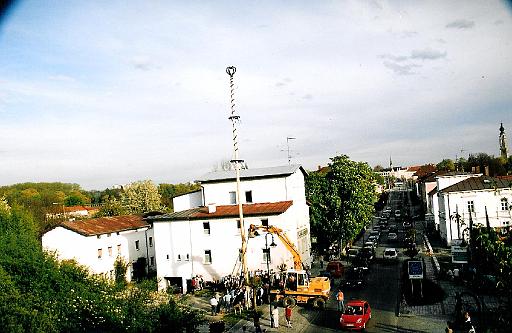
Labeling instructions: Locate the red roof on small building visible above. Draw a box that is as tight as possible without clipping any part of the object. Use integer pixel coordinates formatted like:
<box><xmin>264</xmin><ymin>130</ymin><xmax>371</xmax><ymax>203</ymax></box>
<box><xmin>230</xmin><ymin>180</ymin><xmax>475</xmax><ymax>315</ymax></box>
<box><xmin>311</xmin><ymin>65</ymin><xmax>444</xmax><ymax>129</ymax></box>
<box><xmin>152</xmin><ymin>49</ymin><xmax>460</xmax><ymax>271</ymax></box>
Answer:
<box><xmin>60</xmin><ymin>215</ymin><xmax>148</xmax><ymax>236</ymax></box>
<box><xmin>151</xmin><ymin>201</ymin><xmax>294</xmax><ymax>221</ymax></box>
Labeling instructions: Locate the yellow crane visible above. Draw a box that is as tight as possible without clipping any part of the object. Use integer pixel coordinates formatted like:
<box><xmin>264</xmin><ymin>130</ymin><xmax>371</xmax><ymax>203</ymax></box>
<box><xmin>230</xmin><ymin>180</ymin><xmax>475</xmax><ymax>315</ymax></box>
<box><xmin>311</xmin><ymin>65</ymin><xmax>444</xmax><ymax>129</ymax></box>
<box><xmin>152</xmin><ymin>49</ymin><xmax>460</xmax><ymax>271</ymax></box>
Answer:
<box><xmin>248</xmin><ymin>224</ymin><xmax>331</xmax><ymax>308</ymax></box>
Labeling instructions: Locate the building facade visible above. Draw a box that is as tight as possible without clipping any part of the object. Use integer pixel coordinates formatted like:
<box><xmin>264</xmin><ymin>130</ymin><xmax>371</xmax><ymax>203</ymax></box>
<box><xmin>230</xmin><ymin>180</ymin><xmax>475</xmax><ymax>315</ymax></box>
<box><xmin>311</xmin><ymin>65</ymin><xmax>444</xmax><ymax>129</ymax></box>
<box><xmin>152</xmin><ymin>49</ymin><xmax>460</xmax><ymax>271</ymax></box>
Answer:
<box><xmin>42</xmin><ymin>215</ymin><xmax>156</xmax><ymax>281</ymax></box>
<box><xmin>437</xmin><ymin>176</ymin><xmax>512</xmax><ymax>246</ymax></box>
<box><xmin>150</xmin><ymin>165</ymin><xmax>312</xmax><ymax>292</ymax></box>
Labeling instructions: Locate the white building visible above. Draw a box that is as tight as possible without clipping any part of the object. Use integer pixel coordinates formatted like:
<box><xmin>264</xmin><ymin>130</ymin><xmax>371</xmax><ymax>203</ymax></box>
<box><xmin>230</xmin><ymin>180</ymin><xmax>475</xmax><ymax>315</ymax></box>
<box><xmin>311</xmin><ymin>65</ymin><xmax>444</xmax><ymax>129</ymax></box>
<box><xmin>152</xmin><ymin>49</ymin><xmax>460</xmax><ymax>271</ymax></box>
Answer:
<box><xmin>437</xmin><ymin>176</ymin><xmax>512</xmax><ymax>246</ymax></box>
<box><xmin>42</xmin><ymin>215</ymin><xmax>156</xmax><ymax>281</ymax></box>
<box><xmin>150</xmin><ymin>165</ymin><xmax>312</xmax><ymax>292</ymax></box>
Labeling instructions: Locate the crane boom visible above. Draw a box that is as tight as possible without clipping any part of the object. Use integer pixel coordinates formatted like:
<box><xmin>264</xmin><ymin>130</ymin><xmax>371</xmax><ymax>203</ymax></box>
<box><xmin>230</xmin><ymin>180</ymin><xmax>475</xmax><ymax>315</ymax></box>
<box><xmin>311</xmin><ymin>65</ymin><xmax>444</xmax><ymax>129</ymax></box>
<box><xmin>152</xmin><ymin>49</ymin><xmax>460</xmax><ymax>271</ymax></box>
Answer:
<box><xmin>248</xmin><ymin>224</ymin><xmax>303</xmax><ymax>270</ymax></box>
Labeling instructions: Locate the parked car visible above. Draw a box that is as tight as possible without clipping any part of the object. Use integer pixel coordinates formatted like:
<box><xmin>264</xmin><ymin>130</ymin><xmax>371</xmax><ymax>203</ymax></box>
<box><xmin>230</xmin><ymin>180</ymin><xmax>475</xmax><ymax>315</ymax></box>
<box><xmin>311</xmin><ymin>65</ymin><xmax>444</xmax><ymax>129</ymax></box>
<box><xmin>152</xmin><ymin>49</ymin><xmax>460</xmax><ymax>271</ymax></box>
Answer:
<box><xmin>403</xmin><ymin>221</ymin><xmax>412</xmax><ymax>229</ymax></box>
<box><xmin>359</xmin><ymin>247</ymin><xmax>375</xmax><ymax>261</ymax></box>
<box><xmin>326</xmin><ymin>260</ymin><xmax>345</xmax><ymax>278</ymax></box>
<box><xmin>347</xmin><ymin>248</ymin><xmax>359</xmax><ymax>260</ymax></box>
<box><xmin>368</xmin><ymin>235</ymin><xmax>379</xmax><ymax>245</ymax></box>
<box><xmin>343</xmin><ymin>267</ymin><xmax>365</xmax><ymax>289</ymax></box>
<box><xmin>369</xmin><ymin>230</ymin><xmax>380</xmax><ymax>239</ymax></box>
<box><xmin>383</xmin><ymin>248</ymin><xmax>398</xmax><ymax>260</ymax></box>
<box><xmin>394</xmin><ymin>210</ymin><xmax>401</xmax><ymax>218</ymax></box>
<box><xmin>388</xmin><ymin>232</ymin><xmax>398</xmax><ymax>241</ymax></box>
<box><xmin>363</xmin><ymin>241</ymin><xmax>375</xmax><ymax>249</ymax></box>
<box><xmin>352</xmin><ymin>257</ymin><xmax>369</xmax><ymax>273</ymax></box>
<box><xmin>340</xmin><ymin>300</ymin><xmax>372</xmax><ymax>330</ymax></box>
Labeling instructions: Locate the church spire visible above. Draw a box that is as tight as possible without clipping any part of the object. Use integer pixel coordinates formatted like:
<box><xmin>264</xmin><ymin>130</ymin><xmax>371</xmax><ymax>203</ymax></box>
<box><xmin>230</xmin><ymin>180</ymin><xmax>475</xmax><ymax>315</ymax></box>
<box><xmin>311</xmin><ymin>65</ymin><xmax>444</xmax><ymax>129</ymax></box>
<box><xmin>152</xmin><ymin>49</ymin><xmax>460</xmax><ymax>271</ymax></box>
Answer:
<box><xmin>499</xmin><ymin>123</ymin><xmax>508</xmax><ymax>159</ymax></box>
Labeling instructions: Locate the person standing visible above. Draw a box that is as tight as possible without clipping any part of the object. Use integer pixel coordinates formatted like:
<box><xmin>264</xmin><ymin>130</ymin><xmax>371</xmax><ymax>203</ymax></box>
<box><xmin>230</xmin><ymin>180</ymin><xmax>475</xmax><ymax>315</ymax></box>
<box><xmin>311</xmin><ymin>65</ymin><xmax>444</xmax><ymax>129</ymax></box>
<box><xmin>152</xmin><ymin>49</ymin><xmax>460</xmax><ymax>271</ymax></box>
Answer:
<box><xmin>285</xmin><ymin>304</ymin><xmax>292</xmax><ymax>328</ymax></box>
<box><xmin>337</xmin><ymin>290</ymin><xmax>345</xmax><ymax>312</ymax></box>
<box><xmin>271</xmin><ymin>305</ymin><xmax>279</xmax><ymax>328</ymax></box>
<box><xmin>209</xmin><ymin>296</ymin><xmax>218</xmax><ymax>316</ymax></box>
<box><xmin>462</xmin><ymin>311</ymin><xmax>476</xmax><ymax>333</ymax></box>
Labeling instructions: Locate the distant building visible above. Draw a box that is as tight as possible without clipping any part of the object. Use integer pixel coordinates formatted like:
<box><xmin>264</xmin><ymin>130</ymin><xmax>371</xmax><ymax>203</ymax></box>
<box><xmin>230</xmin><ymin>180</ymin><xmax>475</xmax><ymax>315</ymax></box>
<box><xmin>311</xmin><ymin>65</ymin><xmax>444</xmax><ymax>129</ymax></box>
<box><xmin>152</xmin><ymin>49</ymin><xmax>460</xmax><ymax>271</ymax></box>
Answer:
<box><xmin>46</xmin><ymin>205</ymin><xmax>100</xmax><ymax>220</ymax></box>
<box><xmin>42</xmin><ymin>215</ymin><xmax>155</xmax><ymax>281</ymax></box>
<box><xmin>149</xmin><ymin>165</ymin><xmax>312</xmax><ymax>293</ymax></box>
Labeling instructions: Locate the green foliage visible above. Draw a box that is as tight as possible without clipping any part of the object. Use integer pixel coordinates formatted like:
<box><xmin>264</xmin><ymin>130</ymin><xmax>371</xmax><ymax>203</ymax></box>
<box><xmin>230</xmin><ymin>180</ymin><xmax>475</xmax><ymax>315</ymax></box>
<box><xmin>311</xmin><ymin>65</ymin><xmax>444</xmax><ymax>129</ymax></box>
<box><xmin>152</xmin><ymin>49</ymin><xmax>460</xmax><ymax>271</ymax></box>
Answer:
<box><xmin>158</xmin><ymin>183</ymin><xmax>201</xmax><ymax>210</ymax></box>
<box><xmin>436</xmin><ymin>159</ymin><xmax>455</xmax><ymax>172</ymax></box>
<box><xmin>96</xmin><ymin>197</ymin><xmax>126</xmax><ymax>217</ymax></box>
<box><xmin>114</xmin><ymin>257</ymin><xmax>128</xmax><ymax>285</ymax></box>
<box><xmin>0</xmin><ymin>207</ymin><xmax>205</xmax><ymax>332</ymax></box>
<box><xmin>306</xmin><ymin>155</ymin><xmax>378</xmax><ymax>253</ymax></box>
<box><xmin>121</xmin><ymin>180</ymin><xmax>164</xmax><ymax>215</ymax></box>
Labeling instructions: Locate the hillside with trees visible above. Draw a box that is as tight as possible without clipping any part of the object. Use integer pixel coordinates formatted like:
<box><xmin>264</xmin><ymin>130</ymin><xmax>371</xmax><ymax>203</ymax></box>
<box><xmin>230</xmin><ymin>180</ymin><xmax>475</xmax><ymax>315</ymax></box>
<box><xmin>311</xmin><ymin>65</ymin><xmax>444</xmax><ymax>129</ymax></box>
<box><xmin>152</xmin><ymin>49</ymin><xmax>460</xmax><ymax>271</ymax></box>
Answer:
<box><xmin>0</xmin><ymin>203</ymin><xmax>205</xmax><ymax>332</ymax></box>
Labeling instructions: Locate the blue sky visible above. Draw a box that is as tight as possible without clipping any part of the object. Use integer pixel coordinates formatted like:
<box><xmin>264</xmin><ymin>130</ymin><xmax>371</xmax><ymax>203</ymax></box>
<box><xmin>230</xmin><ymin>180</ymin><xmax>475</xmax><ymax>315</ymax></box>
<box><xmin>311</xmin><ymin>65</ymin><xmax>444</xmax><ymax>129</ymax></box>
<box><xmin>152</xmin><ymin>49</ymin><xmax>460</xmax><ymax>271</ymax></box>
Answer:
<box><xmin>1</xmin><ymin>1</ymin><xmax>511</xmax><ymax>189</ymax></box>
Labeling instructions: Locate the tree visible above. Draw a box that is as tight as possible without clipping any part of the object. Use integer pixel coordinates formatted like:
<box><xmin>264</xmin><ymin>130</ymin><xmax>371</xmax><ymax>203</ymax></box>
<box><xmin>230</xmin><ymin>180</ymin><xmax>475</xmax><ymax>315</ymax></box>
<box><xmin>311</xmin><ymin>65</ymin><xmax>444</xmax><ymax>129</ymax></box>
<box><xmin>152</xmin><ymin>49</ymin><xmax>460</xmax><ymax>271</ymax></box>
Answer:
<box><xmin>373</xmin><ymin>165</ymin><xmax>384</xmax><ymax>172</ymax></box>
<box><xmin>121</xmin><ymin>180</ymin><xmax>163</xmax><ymax>214</ymax></box>
<box><xmin>436</xmin><ymin>159</ymin><xmax>455</xmax><ymax>171</ymax></box>
<box><xmin>306</xmin><ymin>155</ymin><xmax>378</xmax><ymax>254</ymax></box>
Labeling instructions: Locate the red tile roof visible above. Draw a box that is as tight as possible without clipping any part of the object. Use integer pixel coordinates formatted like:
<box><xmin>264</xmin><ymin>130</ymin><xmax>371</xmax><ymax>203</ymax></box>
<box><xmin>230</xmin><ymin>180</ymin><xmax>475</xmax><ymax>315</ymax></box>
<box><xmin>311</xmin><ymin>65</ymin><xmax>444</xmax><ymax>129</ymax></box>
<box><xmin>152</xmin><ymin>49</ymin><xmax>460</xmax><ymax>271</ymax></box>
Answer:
<box><xmin>60</xmin><ymin>215</ymin><xmax>148</xmax><ymax>236</ymax></box>
<box><xmin>151</xmin><ymin>201</ymin><xmax>294</xmax><ymax>221</ymax></box>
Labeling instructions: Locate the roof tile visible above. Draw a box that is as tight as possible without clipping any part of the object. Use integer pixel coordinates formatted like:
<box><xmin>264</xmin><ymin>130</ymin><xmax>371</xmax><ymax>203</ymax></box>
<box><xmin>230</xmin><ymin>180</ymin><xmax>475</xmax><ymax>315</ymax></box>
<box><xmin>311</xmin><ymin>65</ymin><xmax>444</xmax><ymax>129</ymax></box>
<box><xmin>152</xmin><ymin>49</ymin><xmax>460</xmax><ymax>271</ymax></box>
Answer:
<box><xmin>60</xmin><ymin>215</ymin><xmax>148</xmax><ymax>236</ymax></box>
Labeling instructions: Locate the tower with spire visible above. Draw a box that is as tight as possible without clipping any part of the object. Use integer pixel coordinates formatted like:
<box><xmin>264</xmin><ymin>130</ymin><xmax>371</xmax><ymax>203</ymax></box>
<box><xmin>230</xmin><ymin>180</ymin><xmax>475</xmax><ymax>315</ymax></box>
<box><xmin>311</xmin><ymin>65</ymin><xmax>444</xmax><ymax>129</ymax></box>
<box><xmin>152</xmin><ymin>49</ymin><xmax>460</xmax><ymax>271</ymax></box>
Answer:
<box><xmin>499</xmin><ymin>123</ymin><xmax>508</xmax><ymax>159</ymax></box>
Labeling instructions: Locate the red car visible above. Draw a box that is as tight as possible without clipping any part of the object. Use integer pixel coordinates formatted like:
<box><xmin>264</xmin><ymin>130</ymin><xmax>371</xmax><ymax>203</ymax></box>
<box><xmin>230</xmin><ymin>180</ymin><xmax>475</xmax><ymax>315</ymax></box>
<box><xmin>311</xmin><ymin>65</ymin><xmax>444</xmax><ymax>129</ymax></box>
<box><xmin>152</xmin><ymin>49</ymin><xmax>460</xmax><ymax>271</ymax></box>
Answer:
<box><xmin>340</xmin><ymin>300</ymin><xmax>372</xmax><ymax>330</ymax></box>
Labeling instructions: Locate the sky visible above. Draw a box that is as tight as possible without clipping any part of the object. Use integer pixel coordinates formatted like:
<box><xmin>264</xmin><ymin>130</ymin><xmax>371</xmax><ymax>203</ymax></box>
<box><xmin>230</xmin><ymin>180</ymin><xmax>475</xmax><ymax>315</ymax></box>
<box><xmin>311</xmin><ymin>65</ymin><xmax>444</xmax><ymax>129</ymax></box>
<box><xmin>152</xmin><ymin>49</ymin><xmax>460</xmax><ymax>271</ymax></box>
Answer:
<box><xmin>0</xmin><ymin>0</ymin><xmax>511</xmax><ymax>190</ymax></box>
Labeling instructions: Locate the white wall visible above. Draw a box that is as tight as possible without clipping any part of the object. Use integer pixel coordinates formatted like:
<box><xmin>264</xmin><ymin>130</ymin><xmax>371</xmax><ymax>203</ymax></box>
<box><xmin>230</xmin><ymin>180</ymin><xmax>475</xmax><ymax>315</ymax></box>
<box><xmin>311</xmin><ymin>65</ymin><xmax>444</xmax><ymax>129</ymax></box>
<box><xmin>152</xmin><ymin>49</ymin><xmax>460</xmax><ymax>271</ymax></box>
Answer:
<box><xmin>42</xmin><ymin>226</ymin><xmax>156</xmax><ymax>281</ymax></box>
<box><xmin>155</xmin><ymin>204</ymin><xmax>311</xmax><ymax>292</ymax></box>
<box><xmin>201</xmin><ymin>170</ymin><xmax>307</xmax><ymax>206</ymax></box>
<box><xmin>439</xmin><ymin>188</ymin><xmax>512</xmax><ymax>246</ymax></box>
<box><xmin>173</xmin><ymin>191</ymin><xmax>203</xmax><ymax>212</ymax></box>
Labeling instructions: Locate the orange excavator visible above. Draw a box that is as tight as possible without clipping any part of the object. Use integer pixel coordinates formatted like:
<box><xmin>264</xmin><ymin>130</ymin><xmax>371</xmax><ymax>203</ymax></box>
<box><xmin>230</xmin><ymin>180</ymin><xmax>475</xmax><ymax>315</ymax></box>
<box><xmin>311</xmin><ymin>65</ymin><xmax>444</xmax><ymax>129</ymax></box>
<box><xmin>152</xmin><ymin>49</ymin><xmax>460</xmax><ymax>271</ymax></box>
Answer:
<box><xmin>248</xmin><ymin>224</ymin><xmax>331</xmax><ymax>308</ymax></box>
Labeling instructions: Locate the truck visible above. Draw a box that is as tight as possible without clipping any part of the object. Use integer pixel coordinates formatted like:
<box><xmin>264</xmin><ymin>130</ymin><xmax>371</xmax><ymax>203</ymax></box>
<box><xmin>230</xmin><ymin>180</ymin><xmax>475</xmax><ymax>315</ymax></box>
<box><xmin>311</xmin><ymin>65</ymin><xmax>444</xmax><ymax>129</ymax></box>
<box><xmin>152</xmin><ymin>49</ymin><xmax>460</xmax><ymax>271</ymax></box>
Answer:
<box><xmin>248</xmin><ymin>224</ymin><xmax>331</xmax><ymax>308</ymax></box>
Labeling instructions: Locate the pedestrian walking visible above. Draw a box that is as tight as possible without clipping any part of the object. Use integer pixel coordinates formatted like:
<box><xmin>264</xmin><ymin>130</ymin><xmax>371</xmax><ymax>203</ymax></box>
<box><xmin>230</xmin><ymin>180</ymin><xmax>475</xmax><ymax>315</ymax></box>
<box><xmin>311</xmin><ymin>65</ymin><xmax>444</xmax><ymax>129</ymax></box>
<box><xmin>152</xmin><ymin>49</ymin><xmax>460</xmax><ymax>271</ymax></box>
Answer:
<box><xmin>271</xmin><ymin>305</ymin><xmax>279</xmax><ymax>328</ymax></box>
<box><xmin>337</xmin><ymin>289</ymin><xmax>345</xmax><ymax>312</ymax></box>
<box><xmin>209</xmin><ymin>296</ymin><xmax>218</xmax><ymax>316</ymax></box>
<box><xmin>462</xmin><ymin>311</ymin><xmax>476</xmax><ymax>333</ymax></box>
<box><xmin>285</xmin><ymin>304</ymin><xmax>292</xmax><ymax>328</ymax></box>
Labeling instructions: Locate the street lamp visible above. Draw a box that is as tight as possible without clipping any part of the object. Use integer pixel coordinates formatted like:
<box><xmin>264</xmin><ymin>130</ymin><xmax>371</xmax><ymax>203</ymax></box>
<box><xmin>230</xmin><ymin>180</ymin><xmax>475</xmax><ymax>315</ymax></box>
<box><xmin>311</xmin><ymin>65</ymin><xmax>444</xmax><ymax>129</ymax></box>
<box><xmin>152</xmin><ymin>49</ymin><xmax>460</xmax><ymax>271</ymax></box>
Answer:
<box><xmin>265</xmin><ymin>232</ymin><xmax>277</xmax><ymax>325</ymax></box>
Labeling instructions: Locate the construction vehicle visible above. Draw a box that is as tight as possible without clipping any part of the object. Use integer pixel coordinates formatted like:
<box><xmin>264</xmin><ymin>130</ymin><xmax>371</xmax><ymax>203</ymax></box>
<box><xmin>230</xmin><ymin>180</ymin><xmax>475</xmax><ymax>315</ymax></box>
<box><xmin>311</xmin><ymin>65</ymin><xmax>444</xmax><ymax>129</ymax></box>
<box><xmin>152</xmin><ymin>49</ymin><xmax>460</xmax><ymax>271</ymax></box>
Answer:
<box><xmin>248</xmin><ymin>224</ymin><xmax>331</xmax><ymax>308</ymax></box>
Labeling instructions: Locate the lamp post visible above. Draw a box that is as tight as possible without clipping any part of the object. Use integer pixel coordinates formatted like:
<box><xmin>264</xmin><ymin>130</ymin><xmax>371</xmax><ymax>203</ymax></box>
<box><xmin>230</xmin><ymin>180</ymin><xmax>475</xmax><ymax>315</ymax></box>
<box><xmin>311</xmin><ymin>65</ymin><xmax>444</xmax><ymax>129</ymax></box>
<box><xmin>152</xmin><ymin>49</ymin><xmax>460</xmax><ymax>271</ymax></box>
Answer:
<box><xmin>265</xmin><ymin>232</ymin><xmax>277</xmax><ymax>325</ymax></box>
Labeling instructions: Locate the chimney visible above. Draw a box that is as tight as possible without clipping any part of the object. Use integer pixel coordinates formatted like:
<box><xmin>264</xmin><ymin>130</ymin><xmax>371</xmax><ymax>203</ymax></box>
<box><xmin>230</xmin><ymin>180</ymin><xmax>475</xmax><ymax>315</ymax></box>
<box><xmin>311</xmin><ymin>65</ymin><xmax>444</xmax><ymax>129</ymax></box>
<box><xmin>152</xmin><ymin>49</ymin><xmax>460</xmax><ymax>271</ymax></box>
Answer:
<box><xmin>207</xmin><ymin>203</ymin><xmax>216</xmax><ymax>213</ymax></box>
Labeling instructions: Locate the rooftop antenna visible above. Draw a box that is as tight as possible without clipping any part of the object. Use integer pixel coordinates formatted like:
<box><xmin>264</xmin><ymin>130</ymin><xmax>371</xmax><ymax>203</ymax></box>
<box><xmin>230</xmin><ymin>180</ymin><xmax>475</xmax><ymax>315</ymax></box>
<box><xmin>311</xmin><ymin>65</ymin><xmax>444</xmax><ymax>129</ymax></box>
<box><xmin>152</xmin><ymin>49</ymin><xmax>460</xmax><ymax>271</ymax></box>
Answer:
<box><xmin>286</xmin><ymin>137</ymin><xmax>296</xmax><ymax>165</ymax></box>
<box><xmin>226</xmin><ymin>66</ymin><xmax>249</xmax><ymax>286</ymax></box>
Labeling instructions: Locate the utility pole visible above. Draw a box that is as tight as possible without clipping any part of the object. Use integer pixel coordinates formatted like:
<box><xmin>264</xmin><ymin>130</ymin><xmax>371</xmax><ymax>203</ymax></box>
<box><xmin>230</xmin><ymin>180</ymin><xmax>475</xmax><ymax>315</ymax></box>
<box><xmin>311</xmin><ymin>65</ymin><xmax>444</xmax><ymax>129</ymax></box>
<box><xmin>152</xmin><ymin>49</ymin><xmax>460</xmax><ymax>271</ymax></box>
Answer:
<box><xmin>226</xmin><ymin>66</ymin><xmax>249</xmax><ymax>285</ymax></box>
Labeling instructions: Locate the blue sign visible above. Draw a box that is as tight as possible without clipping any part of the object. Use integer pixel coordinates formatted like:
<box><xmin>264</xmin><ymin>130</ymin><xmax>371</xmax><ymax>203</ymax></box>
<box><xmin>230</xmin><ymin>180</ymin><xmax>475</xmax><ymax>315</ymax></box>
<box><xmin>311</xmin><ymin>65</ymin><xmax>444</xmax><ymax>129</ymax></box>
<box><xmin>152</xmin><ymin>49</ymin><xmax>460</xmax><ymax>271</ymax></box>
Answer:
<box><xmin>408</xmin><ymin>261</ymin><xmax>423</xmax><ymax>279</ymax></box>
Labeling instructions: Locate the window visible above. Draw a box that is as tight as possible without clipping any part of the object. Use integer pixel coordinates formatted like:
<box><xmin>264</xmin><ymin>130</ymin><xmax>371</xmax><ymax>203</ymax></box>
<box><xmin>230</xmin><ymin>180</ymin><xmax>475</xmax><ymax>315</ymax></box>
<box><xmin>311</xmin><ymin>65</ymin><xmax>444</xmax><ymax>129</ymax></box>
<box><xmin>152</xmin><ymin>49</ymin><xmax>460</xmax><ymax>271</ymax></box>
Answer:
<box><xmin>229</xmin><ymin>191</ymin><xmax>237</xmax><ymax>204</ymax></box>
<box><xmin>261</xmin><ymin>218</ymin><xmax>269</xmax><ymax>227</ymax></box>
<box><xmin>97</xmin><ymin>235</ymin><xmax>101</xmax><ymax>239</ymax></box>
<box><xmin>116</xmin><ymin>232</ymin><xmax>120</xmax><ymax>235</ymax></box>
<box><xmin>150</xmin><ymin>257</ymin><xmax>155</xmax><ymax>266</ymax></box>
<box><xmin>117</xmin><ymin>244</ymin><xmax>121</xmax><ymax>255</ymax></box>
<box><xmin>238</xmin><ymin>248</ymin><xmax>242</xmax><ymax>262</ymax></box>
<box><xmin>245</xmin><ymin>191</ymin><xmax>253</xmax><ymax>203</ymax></box>
<box><xmin>107</xmin><ymin>233</ymin><xmax>111</xmax><ymax>237</ymax></box>
<box><xmin>108</xmin><ymin>246</ymin><xmax>112</xmax><ymax>257</ymax></box>
<box><xmin>262</xmin><ymin>248</ymin><xmax>270</xmax><ymax>263</ymax></box>
<box><xmin>236</xmin><ymin>219</ymin><xmax>241</xmax><ymax>232</ymax></box>
<box><xmin>186</xmin><ymin>254</ymin><xmax>190</xmax><ymax>261</ymax></box>
<box><xmin>166</xmin><ymin>254</ymin><xmax>169</xmax><ymax>260</ymax></box>
<box><xmin>149</xmin><ymin>237</ymin><xmax>153</xmax><ymax>247</ymax></box>
<box><xmin>203</xmin><ymin>222</ymin><xmax>211</xmax><ymax>234</ymax></box>
<box><xmin>204</xmin><ymin>250</ymin><xmax>212</xmax><ymax>264</ymax></box>
<box><xmin>135</xmin><ymin>240</ymin><xmax>140</xmax><ymax>251</ymax></box>
<box><xmin>501</xmin><ymin>198</ymin><xmax>509</xmax><ymax>211</ymax></box>
<box><xmin>467</xmin><ymin>201</ymin><xmax>475</xmax><ymax>213</ymax></box>
<box><xmin>177</xmin><ymin>254</ymin><xmax>182</xmax><ymax>261</ymax></box>
<box><xmin>97</xmin><ymin>248</ymin><xmax>103</xmax><ymax>259</ymax></box>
